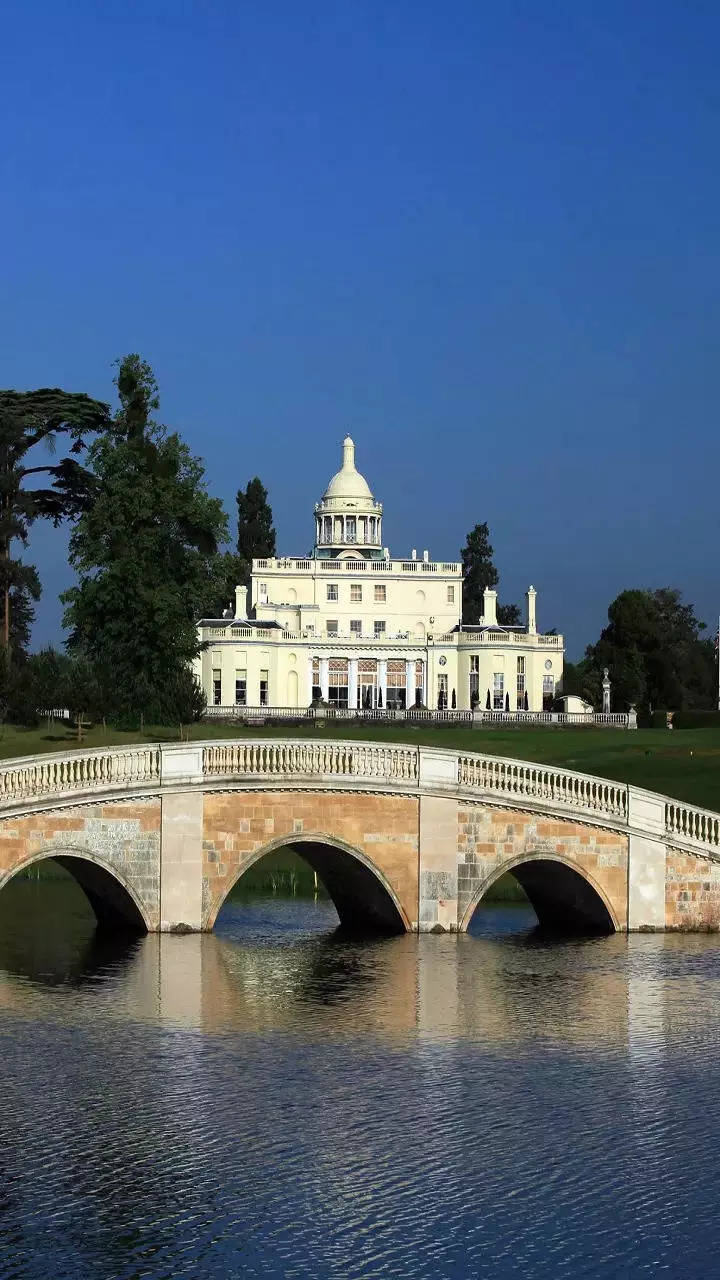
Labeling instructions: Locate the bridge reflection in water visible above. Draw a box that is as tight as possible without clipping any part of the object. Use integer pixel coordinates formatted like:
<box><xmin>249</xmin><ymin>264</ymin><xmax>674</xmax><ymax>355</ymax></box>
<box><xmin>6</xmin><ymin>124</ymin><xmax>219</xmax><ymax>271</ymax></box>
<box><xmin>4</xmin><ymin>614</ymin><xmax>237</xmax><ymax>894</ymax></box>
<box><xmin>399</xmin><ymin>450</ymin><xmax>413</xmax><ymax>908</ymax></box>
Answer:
<box><xmin>0</xmin><ymin>871</ymin><xmax>703</xmax><ymax>1059</ymax></box>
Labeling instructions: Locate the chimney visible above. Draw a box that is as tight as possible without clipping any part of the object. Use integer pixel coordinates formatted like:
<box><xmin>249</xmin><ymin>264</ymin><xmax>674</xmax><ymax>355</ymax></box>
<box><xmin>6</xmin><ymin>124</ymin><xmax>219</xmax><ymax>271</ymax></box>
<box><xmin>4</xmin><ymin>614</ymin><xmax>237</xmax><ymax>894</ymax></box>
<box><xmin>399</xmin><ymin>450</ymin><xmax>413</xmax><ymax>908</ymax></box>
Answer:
<box><xmin>526</xmin><ymin>585</ymin><xmax>537</xmax><ymax>634</ymax></box>
<box><xmin>422</xmin><ymin>549</ymin><xmax>429</xmax><ymax>563</ymax></box>
<box><xmin>411</xmin><ymin>548</ymin><xmax>417</xmax><ymax>560</ymax></box>
<box><xmin>483</xmin><ymin>588</ymin><xmax>497</xmax><ymax>626</ymax></box>
<box><xmin>234</xmin><ymin>584</ymin><xmax>248</xmax><ymax>619</ymax></box>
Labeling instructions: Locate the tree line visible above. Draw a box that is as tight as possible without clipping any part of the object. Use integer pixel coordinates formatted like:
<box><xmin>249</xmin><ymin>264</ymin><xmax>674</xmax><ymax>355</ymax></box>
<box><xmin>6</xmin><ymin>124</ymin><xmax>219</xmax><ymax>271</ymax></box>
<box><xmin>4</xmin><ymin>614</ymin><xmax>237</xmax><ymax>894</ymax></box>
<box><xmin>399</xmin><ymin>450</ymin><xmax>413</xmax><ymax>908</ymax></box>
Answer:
<box><xmin>0</xmin><ymin>354</ymin><xmax>714</xmax><ymax>729</ymax></box>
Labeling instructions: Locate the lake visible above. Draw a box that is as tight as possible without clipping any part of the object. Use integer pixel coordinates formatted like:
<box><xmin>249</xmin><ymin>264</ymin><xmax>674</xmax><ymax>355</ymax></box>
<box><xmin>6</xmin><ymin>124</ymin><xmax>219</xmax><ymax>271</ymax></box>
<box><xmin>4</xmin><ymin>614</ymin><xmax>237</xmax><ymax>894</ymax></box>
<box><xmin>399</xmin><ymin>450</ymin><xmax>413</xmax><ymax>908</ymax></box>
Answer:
<box><xmin>1</xmin><ymin>873</ymin><xmax>720</xmax><ymax>1278</ymax></box>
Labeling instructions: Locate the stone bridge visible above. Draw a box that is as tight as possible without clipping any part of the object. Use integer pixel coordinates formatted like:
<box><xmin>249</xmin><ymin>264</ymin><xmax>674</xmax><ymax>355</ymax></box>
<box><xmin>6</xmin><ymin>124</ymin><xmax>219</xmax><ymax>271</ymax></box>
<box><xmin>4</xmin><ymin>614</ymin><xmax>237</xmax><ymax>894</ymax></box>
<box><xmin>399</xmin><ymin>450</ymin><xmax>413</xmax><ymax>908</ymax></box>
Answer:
<box><xmin>0</xmin><ymin>739</ymin><xmax>718</xmax><ymax>935</ymax></box>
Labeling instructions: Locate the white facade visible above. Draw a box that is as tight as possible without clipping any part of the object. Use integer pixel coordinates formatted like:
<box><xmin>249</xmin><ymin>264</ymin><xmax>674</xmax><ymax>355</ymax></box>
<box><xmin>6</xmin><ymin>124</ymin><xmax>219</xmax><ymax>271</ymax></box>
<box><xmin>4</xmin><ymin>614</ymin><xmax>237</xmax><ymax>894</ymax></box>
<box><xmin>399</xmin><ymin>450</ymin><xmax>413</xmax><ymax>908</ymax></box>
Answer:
<box><xmin>195</xmin><ymin>437</ymin><xmax>564</xmax><ymax>713</ymax></box>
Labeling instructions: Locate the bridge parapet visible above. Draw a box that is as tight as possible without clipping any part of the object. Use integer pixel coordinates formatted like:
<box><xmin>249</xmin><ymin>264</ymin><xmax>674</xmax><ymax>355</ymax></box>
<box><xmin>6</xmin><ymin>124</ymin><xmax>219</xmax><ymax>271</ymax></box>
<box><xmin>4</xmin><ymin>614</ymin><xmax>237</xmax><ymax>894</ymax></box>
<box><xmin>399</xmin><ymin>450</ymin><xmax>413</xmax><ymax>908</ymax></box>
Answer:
<box><xmin>0</xmin><ymin>739</ymin><xmax>716</xmax><ymax>864</ymax></box>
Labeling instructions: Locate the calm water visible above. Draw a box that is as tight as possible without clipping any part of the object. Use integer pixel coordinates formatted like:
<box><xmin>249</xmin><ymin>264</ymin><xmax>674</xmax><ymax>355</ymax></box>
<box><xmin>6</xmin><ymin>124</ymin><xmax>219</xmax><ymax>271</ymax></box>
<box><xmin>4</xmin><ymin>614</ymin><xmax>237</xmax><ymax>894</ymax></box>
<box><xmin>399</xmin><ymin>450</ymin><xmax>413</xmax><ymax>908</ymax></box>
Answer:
<box><xmin>2</xmin><ymin>878</ymin><xmax>720</xmax><ymax>1278</ymax></box>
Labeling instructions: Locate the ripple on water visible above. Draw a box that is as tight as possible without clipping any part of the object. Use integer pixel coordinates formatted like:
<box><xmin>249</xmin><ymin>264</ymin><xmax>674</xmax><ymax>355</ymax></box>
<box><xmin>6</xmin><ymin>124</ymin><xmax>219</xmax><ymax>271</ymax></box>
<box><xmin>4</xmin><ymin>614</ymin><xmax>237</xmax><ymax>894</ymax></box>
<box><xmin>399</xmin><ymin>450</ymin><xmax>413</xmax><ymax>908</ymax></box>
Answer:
<box><xmin>0</xmin><ymin>884</ymin><xmax>720</xmax><ymax>1278</ymax></box>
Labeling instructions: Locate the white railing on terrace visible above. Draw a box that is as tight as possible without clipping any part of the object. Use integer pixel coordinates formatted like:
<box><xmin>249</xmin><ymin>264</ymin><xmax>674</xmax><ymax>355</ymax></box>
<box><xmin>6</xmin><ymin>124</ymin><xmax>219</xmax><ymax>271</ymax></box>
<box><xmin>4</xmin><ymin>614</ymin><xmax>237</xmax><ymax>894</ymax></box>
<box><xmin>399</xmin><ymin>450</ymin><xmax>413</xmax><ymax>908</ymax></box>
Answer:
<box><xmin>0</xmin><ymin>739</ymin><xmax>717</xmax><ymax>861</ymax></box>
<box><xmin>203</xmin><ymin>706</ymin><xmax>626</xmax><ymax>728</ymax></box>
<box><xmin>252</xmin><ymin>557</ymin><xmax>461</xmax><ymax>574</ymax></box>
<box><xmin>199</xmin><ymin>626</ymin><xmax>563</xmax><ymax>647</ymax></box>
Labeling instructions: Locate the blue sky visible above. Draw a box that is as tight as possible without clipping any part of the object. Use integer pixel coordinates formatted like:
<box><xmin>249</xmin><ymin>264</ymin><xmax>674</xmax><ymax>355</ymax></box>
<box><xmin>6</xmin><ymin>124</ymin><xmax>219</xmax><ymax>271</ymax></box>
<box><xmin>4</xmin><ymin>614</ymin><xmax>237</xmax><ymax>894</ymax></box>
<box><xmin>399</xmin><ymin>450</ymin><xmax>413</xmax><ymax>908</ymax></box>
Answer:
<box><xmin>1</xmin><ymin>0</ymin><xmax>718</xmax><ymax>658</ymax></box>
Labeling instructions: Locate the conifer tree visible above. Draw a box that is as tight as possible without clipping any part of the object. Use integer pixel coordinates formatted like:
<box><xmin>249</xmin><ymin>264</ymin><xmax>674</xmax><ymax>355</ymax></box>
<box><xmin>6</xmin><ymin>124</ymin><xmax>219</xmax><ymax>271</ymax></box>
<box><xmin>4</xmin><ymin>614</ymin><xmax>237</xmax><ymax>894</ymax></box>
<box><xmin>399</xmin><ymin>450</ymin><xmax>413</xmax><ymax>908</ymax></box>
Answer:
<box><xmin>0</xmin><ymin>387</ymin><xmax>110</xmax><ymax>654</ymax></box>
<box><xmin>461</xmin><ymin>523</ymin><xmax>499</xmax><ymax>625</ymax></box>
<box><xmin>62</xmin><ymin>355</ymin><xmax>227</xmax><ymax>724</ymax></box>
<box><xmin>236</xmin><ymin>477</ymin><xmax>276</xmax><ymax>585</ymax></box>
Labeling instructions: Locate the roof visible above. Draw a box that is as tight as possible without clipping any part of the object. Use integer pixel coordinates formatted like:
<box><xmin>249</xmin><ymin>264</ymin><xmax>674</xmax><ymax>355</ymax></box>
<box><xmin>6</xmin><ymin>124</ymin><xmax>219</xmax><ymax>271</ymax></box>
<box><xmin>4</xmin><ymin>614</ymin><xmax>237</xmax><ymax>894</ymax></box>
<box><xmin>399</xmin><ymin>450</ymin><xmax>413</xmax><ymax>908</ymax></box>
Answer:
<box><xmin>322</xmin><ymin>436</ymin><xmax>374</xmax><ymax>501</ymax></box>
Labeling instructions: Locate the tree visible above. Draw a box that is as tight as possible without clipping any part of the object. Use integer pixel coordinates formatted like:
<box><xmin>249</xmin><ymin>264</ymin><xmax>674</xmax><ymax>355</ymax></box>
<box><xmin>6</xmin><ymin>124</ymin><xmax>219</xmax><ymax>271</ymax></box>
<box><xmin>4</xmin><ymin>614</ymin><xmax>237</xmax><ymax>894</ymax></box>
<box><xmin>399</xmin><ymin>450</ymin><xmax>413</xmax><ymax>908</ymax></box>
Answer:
<box><xmin>236</xmin><ymin>478</ymin><xmax>276</xmax><ymax>588</ymax></box>
<box><xmin>60</xmin><ymin>654</ymin><xmax>100</xmax><ymax>742</ymax></box>
<box><xmin>497</xmin><ymin>603</ymin><xmax>522</xmax><ymax>627</ymax></box>
<box><xmin>0</xmin><ymin>387</ymin><xmax>110</xmax><ymax>654</ymax></box>
<box><xmin>197</xmin><ymin>549</ymin><xmax>244</xmax><ymax>619</ymax></box>
<box><xmin>461</xmin><ymin>523</ymin><xmax>498</xmax><ymax>625</ymax></box>
<box><xmin>583</xmin><ymin>587</ymin><xmax>714</xmax><ymax>711</ymax></box>
<box><xmin>19</xmin><ymin>647</ymin><xmax>67</xmax><ymax>730</ymax></box>
<box><xmin>6</xmin><ymin>564</ymin><xmax>41</xmax><ymax>663</ymax></box>
<box><xmin>62</xmin><ymin>355</ymin><xmax>228</xmax><ymax>725</ymax></box>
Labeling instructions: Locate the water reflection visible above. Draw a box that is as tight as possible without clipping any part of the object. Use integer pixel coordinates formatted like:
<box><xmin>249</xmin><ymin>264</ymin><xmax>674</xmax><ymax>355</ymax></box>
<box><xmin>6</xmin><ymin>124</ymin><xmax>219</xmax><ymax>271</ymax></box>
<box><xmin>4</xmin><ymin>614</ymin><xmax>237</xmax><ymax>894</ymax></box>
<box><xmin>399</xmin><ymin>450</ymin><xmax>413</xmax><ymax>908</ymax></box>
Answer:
<box><xmin>3</xmin><ymin>882</ymin><xmax>720</xmax><ymax>1277</ymax></box>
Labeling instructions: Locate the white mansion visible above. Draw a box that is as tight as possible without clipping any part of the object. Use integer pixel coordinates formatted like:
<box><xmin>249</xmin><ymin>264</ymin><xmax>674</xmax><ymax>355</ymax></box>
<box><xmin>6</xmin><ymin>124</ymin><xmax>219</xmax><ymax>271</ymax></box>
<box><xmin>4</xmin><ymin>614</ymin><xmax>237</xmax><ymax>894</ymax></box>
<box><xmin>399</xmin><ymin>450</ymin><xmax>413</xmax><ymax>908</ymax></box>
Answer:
<box><xmin>195</xmin><ymin>437</ymin><xmax>564</xmax><ymax>715</ymax></box>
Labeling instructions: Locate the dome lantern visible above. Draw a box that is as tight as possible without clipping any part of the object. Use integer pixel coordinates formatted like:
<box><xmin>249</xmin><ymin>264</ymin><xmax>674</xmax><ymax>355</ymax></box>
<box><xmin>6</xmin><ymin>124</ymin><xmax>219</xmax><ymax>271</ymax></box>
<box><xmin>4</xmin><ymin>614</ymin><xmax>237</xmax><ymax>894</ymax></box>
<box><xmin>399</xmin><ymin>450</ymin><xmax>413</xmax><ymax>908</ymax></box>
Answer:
<box><xmin>314</xmin><ymin>436</ymin><xmax>383</xmax><ymax>556</ymax></box>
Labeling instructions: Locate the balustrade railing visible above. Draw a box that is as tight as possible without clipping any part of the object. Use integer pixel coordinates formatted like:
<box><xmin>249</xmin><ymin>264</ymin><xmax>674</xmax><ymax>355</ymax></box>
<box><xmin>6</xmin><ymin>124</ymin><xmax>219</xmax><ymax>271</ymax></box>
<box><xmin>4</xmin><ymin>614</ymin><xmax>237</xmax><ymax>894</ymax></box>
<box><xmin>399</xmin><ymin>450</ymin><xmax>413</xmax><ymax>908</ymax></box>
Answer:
<box><xmin>665</xmin><ymin>800</ymin><xmax>720</xmax><ymax>855</ymax></box>
<box><xmin>0</xmin><ymin>746</ymin><xmax>160</xmax><ymax>805</ymax></box>
<box><xmin>202</xmin><ymin>740</ymin><xmax>418</xmax><ymax>784</ymax></box>
<box><xmin>0</xmin><ymin>738</ymin><xmax>717</xmax><ymax>860</ymax></box>
<box><xmin>456</xmin><ymin>753</ymin><xmax>628</xmax><ymax>821</ymax></box>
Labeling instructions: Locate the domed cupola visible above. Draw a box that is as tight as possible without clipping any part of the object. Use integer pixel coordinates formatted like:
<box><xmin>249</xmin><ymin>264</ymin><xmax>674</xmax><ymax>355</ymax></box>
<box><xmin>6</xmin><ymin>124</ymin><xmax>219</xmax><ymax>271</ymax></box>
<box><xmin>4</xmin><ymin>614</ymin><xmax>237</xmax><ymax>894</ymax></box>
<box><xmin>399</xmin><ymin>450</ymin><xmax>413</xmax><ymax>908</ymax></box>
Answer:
<box><xmin>314</xmin><ymin>436</ymin><xmax>383</xmax><ymax>557</ymax></box>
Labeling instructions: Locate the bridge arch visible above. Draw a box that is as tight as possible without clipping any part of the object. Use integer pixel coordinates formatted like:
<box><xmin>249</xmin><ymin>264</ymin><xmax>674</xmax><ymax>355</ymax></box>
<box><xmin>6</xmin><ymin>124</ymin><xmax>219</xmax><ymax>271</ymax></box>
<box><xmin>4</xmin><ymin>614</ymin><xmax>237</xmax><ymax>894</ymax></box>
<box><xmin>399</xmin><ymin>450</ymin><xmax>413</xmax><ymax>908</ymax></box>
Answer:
<box><xmin>207</xmin><ymin>832</ymin><xmax>409</xmax><ymax>935</ymax></box>
<box><xmin>0</xmin><ymin>849</ymin><xmax>150</xmax><ymax>934</ymax></box>
<box><xmin>460</xmin><ymin>852</ymin><xmax>619</xmax><ymax>935</ymax></box>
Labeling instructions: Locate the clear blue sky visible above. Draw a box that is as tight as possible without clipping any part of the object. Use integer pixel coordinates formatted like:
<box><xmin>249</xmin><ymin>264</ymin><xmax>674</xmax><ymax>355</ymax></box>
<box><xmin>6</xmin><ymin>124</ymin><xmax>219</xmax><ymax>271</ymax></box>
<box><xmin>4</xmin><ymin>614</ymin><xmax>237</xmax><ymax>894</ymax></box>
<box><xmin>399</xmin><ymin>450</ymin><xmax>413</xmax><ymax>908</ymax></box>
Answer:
<box><xmin>2</xmin><ymin>0</ymin><xmax>718</xmax><ymax>659</ymax></box>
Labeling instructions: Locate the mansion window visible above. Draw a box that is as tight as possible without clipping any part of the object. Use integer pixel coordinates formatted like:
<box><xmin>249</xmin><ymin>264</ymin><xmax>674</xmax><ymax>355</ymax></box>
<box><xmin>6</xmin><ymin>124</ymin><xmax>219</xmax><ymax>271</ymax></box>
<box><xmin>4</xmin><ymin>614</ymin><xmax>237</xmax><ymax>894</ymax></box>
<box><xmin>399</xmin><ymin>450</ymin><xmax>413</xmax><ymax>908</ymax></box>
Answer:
<box><xmin>386</xmin><ymin>659</ymin><xmax>406</xmax><ymax>711</ymax></box>
<box><xmin>312</xmin><ymin>657</ymin><xmax>321</xmax><ymax>702</ymax></box>
<box><xmin>437</xmin><ymin>673</ymin><xmax>449</xmax><ymax>710</ymax></box>
<box><xmin>346</xmin><ymin>517</ymin><xmax>356</xmax><ymax>542</ymax></box>
<box><xmin>212</xmin><ymin>668</ymin><xmax>222</xmax><ymax>706</ymax></box>
<box><xmin>543</xmin><ymin>673</ymin><xmax>555</xmax><ymax>710</ymax></box>
<box><xmin>447</xmin><ymin>585</ymin><xmax>454</xmax><ymax>603</ymax></box>
<box><xmin>351</xmin><ymin>584</ymin><xmax>362</xmax><ymax>602</ymax></box>
<box><xmin>359</xmin><ymin>659</ymin><xmax>377</xmax><ymax>709</ymax></box>
<box><xmin>374</xmin><ymin>584</ymin><xmax>386</xmax><ymax>603</ymax></box>
<box><xmin>235</xmin><ymin>669</ymin><xmax>247</xmax><ymax>706</ymax></box>
<box><xmin>328</xmin><ymin>658</ymin><xmax>349</xmax><ymax>708</ymax></box>
<box><xmin>517</xmin><ymin>657</ymin><xmax>526</xmax><ymax>710</ymax></box>
<box><xmin>374</xmin><ymin>620</ymin><xmax>386</xmax><ymax>637</ymax></box>
<box><xmin>326</xmin><ymin>620</ymin><xmax>338</xmax><ymax>635</ymax></box>
<box><xmin>327</xmin><ymin>583</ymin><xmax>338</xmax><ymax>601</ymax></box>
<box><xmin>493</xmin><ymin>672</ymin><xmax>504</xmax><ymax>710</ymax></box>
<box><xmin>469</xmin><ymin>655</ymin><xmax>479</xmax><ymax>706</ymax></box>
<box><xmin>350</xmin><ymin>620</ymin><xmax>362</xmax><ymax>636</ymax></box>
<box><xmin>259</xmin><ymin>670</ymin><xmax>269</xmax><ymax>706</ymax></box>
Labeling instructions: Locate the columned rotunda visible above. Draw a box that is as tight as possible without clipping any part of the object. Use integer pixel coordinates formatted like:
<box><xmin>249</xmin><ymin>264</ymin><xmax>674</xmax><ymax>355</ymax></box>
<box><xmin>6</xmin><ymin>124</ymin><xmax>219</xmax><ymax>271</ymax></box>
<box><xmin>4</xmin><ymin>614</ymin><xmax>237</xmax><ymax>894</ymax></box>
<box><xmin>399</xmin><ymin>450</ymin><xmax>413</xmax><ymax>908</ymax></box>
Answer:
<box><xmin>196</xmin><ymin>437</ymin><xmax>564</xmax><ymax>714</ymax></box>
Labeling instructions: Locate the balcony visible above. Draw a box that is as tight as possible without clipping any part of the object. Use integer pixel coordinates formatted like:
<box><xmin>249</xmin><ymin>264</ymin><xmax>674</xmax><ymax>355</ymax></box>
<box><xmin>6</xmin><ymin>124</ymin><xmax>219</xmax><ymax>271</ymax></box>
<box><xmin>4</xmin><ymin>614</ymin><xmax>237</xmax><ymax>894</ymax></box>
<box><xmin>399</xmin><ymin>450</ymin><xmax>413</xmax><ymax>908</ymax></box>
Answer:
<box><xmin>253</xmin><ymin>557</ymin><xmax>461</xmax><ymax>575</ymax></box>
<box><xmin>199</xmin><ymin>623</ymin><xmax>562</xmax><ymax>649</ymax></box>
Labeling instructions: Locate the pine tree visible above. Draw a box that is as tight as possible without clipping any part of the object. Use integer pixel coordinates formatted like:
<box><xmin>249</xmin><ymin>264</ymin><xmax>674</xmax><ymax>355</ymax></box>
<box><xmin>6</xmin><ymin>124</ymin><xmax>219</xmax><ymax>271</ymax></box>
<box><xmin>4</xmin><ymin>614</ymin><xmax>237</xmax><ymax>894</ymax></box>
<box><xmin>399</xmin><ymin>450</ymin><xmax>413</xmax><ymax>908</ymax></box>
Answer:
<box><xmin>236</xmin><ymin>478</ymin><xmax>276</xmax><ymax>586</ymax></box>
<box><xmin>62</xmin><ymin>355</ymin><xmax>226</xmax><ymax>724</ymax></box>
<box><xmin>461</xmin><ymin>523</ymin><xmax>499</xmax><ymax>625</ymax></box>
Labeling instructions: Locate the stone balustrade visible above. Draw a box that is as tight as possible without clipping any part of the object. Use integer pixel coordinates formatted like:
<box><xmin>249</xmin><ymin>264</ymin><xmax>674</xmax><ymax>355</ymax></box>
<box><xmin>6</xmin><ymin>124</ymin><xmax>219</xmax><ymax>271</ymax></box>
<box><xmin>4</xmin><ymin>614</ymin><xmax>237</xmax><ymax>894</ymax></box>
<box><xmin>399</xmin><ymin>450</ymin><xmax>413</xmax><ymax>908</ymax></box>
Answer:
<box><xmin>0</xmin><ymin>739</ymin><xmax>716</xmax><ymax>862</ymax></box>
<box><xmin>665</xmin><ymin>799</ymin><xmax>720</xmax><ymax>855</ymax></box>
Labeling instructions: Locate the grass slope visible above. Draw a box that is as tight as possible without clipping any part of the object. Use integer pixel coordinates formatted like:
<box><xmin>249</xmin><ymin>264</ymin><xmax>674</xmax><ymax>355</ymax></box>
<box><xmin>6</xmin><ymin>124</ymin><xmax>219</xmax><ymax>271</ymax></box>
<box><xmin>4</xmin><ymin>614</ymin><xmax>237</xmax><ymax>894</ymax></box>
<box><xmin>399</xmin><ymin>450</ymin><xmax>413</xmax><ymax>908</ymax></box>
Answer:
<box><xmin>0</xmin><ymin>721</ymin><xmax>717</xmax><ymax>809</ymax></box>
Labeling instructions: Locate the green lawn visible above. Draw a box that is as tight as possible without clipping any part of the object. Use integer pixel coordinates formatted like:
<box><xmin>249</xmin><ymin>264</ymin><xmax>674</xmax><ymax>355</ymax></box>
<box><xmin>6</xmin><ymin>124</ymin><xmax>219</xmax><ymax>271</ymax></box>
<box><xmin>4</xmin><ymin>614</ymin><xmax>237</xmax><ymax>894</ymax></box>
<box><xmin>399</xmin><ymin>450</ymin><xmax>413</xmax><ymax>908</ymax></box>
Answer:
<box><xmin>0</xmin><ymin>719</ymin><xmax>718</xmax><ymax>810</ymax></box>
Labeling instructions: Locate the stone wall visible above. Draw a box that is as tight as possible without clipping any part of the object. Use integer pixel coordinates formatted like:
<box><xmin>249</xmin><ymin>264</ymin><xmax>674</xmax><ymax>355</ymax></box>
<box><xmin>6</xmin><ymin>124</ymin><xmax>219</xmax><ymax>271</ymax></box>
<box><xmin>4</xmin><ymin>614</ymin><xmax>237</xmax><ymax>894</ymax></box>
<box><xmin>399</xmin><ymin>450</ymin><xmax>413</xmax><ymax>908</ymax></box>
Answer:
<box><xmin>457</xmin><ymin>805</ymin><xmax>629</xmax><ymax>930</ymax></box>
<box><xmin>665</xmin><ymin>849</ymin><xmax>720</xmax><ymax>930</ymax></box>
<box><xmin>202</xmin><ymin>790</ymin><xmax>419</xmax><ymax>929</ymax></box>
<box><xmin>0</xmin><ymin>798</ymin><xmax>161</xmax><ymax>928</ymax></box>
<box><xmin>2</xmin><ymin>784</ymin><xmax>720</xmax><ymax>936</ymax></box>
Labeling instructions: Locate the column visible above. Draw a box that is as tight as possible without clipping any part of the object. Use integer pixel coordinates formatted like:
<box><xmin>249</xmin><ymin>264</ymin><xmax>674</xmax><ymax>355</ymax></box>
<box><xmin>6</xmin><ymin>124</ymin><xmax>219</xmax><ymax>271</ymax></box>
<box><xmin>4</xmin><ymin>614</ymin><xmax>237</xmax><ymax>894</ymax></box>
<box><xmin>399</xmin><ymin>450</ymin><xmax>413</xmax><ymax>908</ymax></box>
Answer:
<box><xmin>405</xmin><ymin>660</ymin><xmax>415</xmax><ymax>709</ymax></box>
<box><xmin>320</xmin><ymin>657</ymin><xmax>330</xmax><ymax>702</ymax></box>
<box><xmin>348</xmin><ymin>658</ymin><xmax>358</xmax><ymax>712</ymax></box>
<box><xmin>307</xmin><ymin>655</ymin><xmax>314</xmax><ymax>704</ymax></box>
<box><xmin>378</xmin><ymin>658</ymin><xmax>388</xmax><ymax>709</ymax></box>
